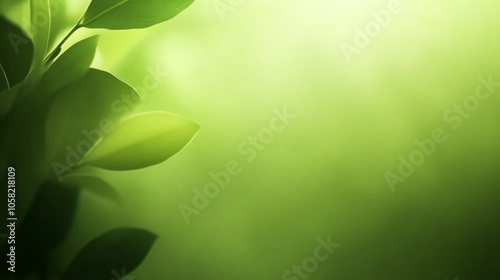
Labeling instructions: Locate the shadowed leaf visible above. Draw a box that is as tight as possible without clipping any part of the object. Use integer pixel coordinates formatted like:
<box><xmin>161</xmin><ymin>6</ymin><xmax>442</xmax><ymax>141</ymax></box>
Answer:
<box><xmin>0</xmin><ymin>16</ymin><xmax>34</xmax><ymax>91</ymax></box>
<box><xmin>60</xmin><ymin>228</ymin><xmax>157</xmax><ymax>280</ymax></box>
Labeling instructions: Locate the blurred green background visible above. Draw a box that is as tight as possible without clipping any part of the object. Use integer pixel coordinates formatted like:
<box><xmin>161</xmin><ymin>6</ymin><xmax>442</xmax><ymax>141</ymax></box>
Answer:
<box><xmin>3</xmin><ymin>0</ymin><xmax>500</xmax><ymax>279</ymax></box>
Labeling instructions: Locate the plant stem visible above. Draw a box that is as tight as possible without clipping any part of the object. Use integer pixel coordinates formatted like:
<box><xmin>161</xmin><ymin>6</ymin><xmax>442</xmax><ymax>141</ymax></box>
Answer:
<box><xmin>43</xmin><ymin>24</ymin><xmax>81</xmax><ymax>64</ymax></box>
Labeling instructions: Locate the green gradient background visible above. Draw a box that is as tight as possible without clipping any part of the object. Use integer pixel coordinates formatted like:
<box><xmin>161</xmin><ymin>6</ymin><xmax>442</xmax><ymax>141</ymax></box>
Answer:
<box><xmin>4</xmin><ymin>0</ymin><xmax>500</xmax><ymax>279</ymax></box>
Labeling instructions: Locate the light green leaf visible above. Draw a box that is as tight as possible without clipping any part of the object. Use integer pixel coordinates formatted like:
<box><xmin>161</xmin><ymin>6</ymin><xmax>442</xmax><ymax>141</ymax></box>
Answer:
<box><xmin>81</xmin><ymin>112</ymin><xmax>200</xmax><ymax>170</ymax></box>
<box><xmin>31</xmin><ymin>0</ymin><xmax>51</xmax><ymax>60</ymax></box>
<box><xmin>45</xmin><ymin>69</ymin><xmax>139</xmax><ymax>167</ymax></box>
<box><xmin>41</xmin><ymin>36</ymin><xmax>99</xmax><ymax>94</ymax></box>
<box><xmin>0</xmin><ymin>16</ymin><xmax>34</xmax><ymax>91</ymax></box>
<box><xmin>81</xmin><ymin>0</ymin><xmax>195</xmax><ymax>30</ymax></box>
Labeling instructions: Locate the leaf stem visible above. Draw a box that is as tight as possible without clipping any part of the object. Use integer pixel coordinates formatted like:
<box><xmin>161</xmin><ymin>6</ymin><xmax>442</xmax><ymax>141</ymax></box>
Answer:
<box><xmin>43</xmin><ymin>23</ymin><xmax>81</xmax><ymax>65</ymax></box>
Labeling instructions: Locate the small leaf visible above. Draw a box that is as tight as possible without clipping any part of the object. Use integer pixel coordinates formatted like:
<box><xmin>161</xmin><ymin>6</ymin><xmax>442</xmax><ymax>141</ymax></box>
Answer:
<box><xmin>63</xmin><ymin>175</ymin><xmax>121</xmax><ymax>205</ymax></box>
<box><xmin>45</xmin><ymin>69</ymin><xmax>139</xmax><ymax>167</ymax></box>
<box><xmin>81</xmin><ymin>0</ymin><xmax>195</xmax><ymax>30</ymax></box>
<box><xmin>31</xmin><ymin>0</ymin><xmax>51</xmax><ymax>60</ymax></box>
<box><xmin>41</xmin><ymin>35</ymin><xmax>99</xmax><ymax>94</ymax></box>
<box><xmin>60</xmin><ymin>228</ymin><xmax>157</xmax><ymax>280</ymax></box>
<box><xmin>81</xmin><ymin>112</ymin><xmax>200</xmax><ymax>170</ymax></box>
<box><xmin>16</xmin><ymin>179</ymin><xmax>80</xmax><ymax>274</ymax></box>
<box><xmin>0</xmin><ymin>16</ymin><xmax>34</xmax><ymax>91</ymax></box>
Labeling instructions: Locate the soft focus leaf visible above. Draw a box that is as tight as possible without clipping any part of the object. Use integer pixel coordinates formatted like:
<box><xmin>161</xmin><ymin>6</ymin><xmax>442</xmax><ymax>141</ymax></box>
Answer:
<box><xmin>60</xmin><ymin>228</ymin><xmax>157</xmax><ymax>280</ymax></box>
<box><xmin>0</xmin><ymin>16</ymin><xmax>34</xmax><ymax>91</ymax></box>
<box><xmin>41</xmin><ymin>35</ymin><xmax>99</xmax><ymax>94</ymax></box>
<box><xmin>81</xmin><ymin>0</ymin><xmax>195</xmax><ymax>30</ymax></box>
<box><xmin>81</xmin><ymin>112</ymin><xmax>199</xmax><ymax>170</ymax></box>
<box><xmin>45</xmin><ymin>69</ymin><xmax>139</xmax><ymax>170</ymax></box>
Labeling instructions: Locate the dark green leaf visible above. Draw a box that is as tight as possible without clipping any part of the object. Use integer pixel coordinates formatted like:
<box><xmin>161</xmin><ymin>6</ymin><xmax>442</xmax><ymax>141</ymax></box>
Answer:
<box><xmin>44</xmin><ymin>69</ymin><xmax>139</xmax><ymax>170</ymax></box>
<box><xmin>41</xmin><ymin>35</ymin><xmax>99</xmax><ymax>94</ymax></box>
<box><xmin>81</xmin><ymin>0</ymin><xmax>195</xmax><ymax>30</ymax></box>
<box><xmin>60</xmin><ymin>228</ymin><xmax>157</xmax><ymax>280</ymax></box>
<box><xmin>0</xmin><ymin>16</ymin><xmax>34</xmax><ymax>91</ymax></box>
<box><xmin>81</xmin><ymin>112</ymin><xmax>200</xmax><ymax>170</ymax></box>
<box><xmin>63</xmin><ymin>175</ymin><xmax>122</xmax><ymax>204</ymax></box>
<box><xmin>16</xmin><ymin>179</ymin><xmax>80</xmax><ymax>274</ymax></box>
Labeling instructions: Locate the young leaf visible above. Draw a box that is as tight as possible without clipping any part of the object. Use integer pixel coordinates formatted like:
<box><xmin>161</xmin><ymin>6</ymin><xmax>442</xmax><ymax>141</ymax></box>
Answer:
<box><xmin>31</xmin><ymin>0</ymin><xmax>51</xmax><ymax>60</ymax></box>
<box><xmin>41</xmin><ymin>35</ymin><xmax>99</xmax><ymax>94</ymax></box>
<box><xmin>45</xmin><ymin>69</ymin><xmax>139</xmax><ymax>167</ymax></box>
<box><xmin>81</xmin><ymin>0</ymin><xmax>195</xmax><ymax>30</ymax></box>
<box><xmin>81</xmin><ymin>112</ymin><xmax>199</xmax><ymax>170</ymax></box>
<box><xmin>0</xmin><ymin>16</ymin><xmax>34</xmax><ymax>92</ymax></box>
<box><xmin>60</xmin><ymin>228</ymin><xmax>157</xmax><ymax>280</ymax></box>
<box><xmin>63</xmin><ymin>174</ymin><xmax>122</xmax><ymax>205</ymax></box>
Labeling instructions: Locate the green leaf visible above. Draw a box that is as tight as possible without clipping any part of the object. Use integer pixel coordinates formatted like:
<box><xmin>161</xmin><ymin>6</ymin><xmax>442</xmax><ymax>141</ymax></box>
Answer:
<box><xmin>0</xmin><ymin>16</ymin><xmax>34</xmax><ymax>92</ymax></box>
<box><xmin>81</xmin><ymin>112</ymin><xmax>199</xmax><ymax>170</ymax></box>
<box><xmin>31</xmin><ymin>0</ymin><xmax>51</xmax><ymax>60</ymax></box>
<box><xmin>63</xmin><ymin>175</ymin><xmax>122</xmax><ymax>204</ymax></box>
<box><xmin>40</xmin><ymin>35</ymin><xmax>99</xmax><ymax>94</ymax></box>
<box><xmin>81</xmin><ymin>0</ymin><xmax>195</xmax><ymax>30</ymax></box>
<box><xmin>16</xmin><ymin>179</ymin><xmax>80</xmax><ymax>274</ymax></box>
<box><xmin>60</xmin><ymin>228</ymin><xmax>157</xmax><ymax>280</ymax></box>
<box><xmin>45</xmin><ymin>69</ymin><xmax>139</xmax><ymax>168</ymax></box>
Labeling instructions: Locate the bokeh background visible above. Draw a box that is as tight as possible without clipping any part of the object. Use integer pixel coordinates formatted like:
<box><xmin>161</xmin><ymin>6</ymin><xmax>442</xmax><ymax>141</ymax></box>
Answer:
<box><xmin>3</xmin><ymin>0</ymin><xmax>500</xmax><ymax>279</ymax></box>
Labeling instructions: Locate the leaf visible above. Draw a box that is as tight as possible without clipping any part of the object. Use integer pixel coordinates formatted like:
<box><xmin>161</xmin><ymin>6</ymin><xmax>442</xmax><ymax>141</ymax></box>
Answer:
<box><xmin>31</xmin><ymin>0</ymin><xmax>51</xmax><ymax>60</ymax></box>
<box><xmin>41</xmin><ymin>35</ymin><xmax>99</xmax><ymax>94</ymax></box>
<box><xmin>16</xmin><ymin>179</ymin><xmax>80</xmax><ymax>274</ymax></box>
<box><xmin>0</xmin><ymin>16</ymin><xmax>34</xmax><ymax>92</ymax></box>
<box><xmin>60</xmin><ymin>228</ymin><xmax>157</xmax><ymax>280</ymax></box>
<box><xmin>81</xmin><ymin>0</ymin><xmax>195</xmax><ymax>30</ymax></box>
<box><xmin>45</xmin><ymin>69</ymin><xmax>139</xmax><ymax>168</ymax></box>
<box><xmin>63</xmin><ymin>175</ymin><xmax>122</xmax><ymax>205</ymax></box>
<box><xmin>81</xmin><ymin>112</ymin><xmax>200</xmax><ymax>170</ymax></box>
